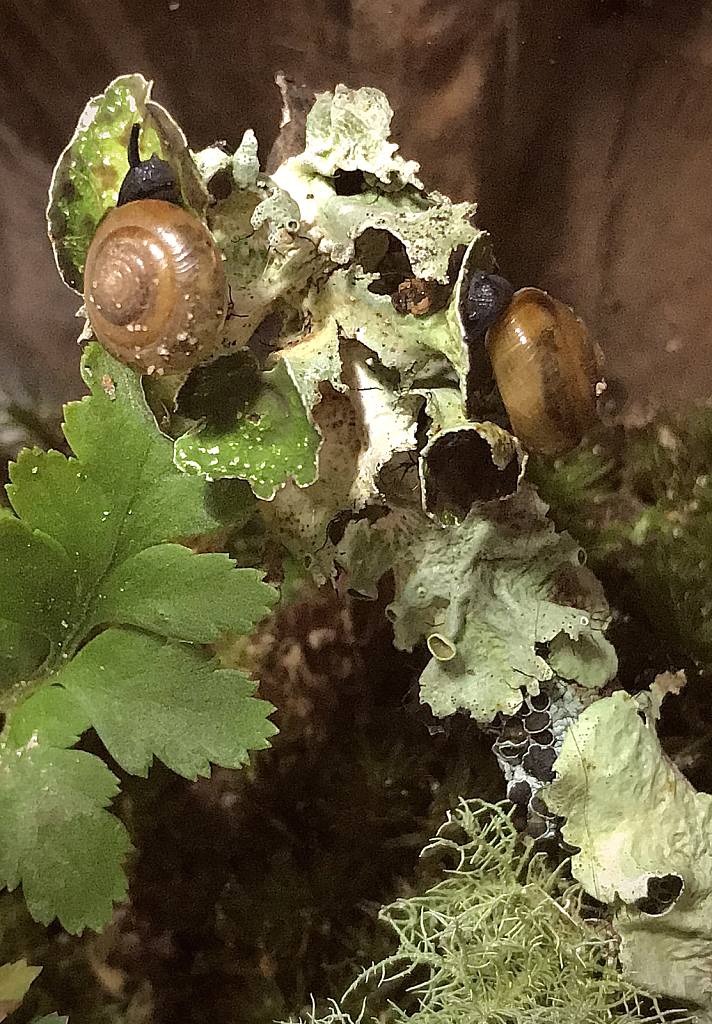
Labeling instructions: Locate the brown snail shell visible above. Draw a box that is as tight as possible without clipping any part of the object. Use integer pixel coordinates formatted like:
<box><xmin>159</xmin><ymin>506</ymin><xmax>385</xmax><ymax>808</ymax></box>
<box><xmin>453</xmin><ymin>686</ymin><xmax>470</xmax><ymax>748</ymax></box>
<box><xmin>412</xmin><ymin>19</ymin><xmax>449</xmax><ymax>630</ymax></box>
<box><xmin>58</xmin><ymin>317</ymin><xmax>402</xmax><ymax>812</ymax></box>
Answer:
<box><xmin>485</xmin><ymin>288</ymin><xmax>603</xmax><ymax>457</ymax></box>
<box><xmin>83</xmin><ymin>199</ymin><xmax>227</xmax><ymax>375</ymax></box>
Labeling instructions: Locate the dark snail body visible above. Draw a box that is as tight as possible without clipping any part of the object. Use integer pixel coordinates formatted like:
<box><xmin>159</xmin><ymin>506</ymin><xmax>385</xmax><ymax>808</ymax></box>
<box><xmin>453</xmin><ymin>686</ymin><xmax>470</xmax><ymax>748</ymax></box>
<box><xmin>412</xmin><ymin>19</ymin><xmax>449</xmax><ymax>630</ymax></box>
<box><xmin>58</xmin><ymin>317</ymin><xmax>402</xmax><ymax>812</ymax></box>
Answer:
<box><xmin>461</xmin><ymin>271</ymin><xmax>516</xmax><ymax>418</ymax></box>
<box><xmin>83</xmin><ymin>124</ymin><xmax>227</xmax><ymax>375</ymax></box>
<box><xmin>485</xmin><ymin>287</ymin><xmax>601</xmax><ymax>458</ymax></box>
<box><xmin>464</xmin><ymin>271</ymin><xmax>514</xmax><ymax>338</ymax></box>
<box><xmin>117</xmin><ymin>123</ymin><xmax>182</xmax><ymax>207</ymax></box>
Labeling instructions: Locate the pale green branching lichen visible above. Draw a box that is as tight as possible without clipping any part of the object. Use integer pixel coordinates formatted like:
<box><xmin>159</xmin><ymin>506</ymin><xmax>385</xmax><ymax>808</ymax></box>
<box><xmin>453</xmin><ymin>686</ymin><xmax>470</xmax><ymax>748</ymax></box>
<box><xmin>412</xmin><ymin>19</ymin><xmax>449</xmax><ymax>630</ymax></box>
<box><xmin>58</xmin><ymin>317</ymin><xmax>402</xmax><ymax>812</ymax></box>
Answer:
<box><xmin>289</xmin><ymin>801</ymin><xmax>693</xmax><ymax>1024</ymax></box>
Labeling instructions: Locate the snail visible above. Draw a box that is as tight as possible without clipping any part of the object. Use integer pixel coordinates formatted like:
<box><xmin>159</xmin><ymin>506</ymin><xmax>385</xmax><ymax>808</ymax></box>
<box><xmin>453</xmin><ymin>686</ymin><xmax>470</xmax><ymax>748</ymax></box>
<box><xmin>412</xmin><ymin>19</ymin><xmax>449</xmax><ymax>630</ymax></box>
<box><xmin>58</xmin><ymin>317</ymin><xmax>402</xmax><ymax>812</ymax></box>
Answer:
<box><xmin>83</xmin><ymin>123</ymin><xmax>228</xmax><ymax>375</ymax></box>
<box><xmin>462</xmin><ymin>272</ymin><xmax>603</xmax><ymax>458</ymax></box>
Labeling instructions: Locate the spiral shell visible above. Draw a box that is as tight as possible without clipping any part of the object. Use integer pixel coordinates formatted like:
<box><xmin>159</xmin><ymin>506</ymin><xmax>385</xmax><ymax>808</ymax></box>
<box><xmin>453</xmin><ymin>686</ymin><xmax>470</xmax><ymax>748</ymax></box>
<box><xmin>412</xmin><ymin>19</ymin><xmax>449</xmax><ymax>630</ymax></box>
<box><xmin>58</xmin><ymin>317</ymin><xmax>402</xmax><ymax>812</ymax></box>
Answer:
<box><xmin>83</xmin><ymin>199</ymin><xmax>227</xmax><ymax>374</ymax></box>
<box><xmin>485</xmin><ymin>288</ymin><xmax>603</xmax><ymax>457</ymax></box>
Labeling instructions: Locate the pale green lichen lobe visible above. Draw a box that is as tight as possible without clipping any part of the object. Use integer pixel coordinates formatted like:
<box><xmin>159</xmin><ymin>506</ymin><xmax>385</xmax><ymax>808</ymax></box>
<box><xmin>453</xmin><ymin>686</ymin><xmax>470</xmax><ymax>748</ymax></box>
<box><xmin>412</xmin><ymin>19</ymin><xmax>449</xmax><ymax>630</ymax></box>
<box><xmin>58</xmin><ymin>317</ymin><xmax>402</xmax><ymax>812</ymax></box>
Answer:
<box><xmin>546</xmin><ymin>687</ymin><xmax>712</xmax><ymax>1012</ymax></box>
<box><xmin>273</xmin><ymin>84</ymin><xmax>484</xmax><ymax>280</ymax></box>
<box><xmin>386</xmin><ymin>488</ymin><xmax>616</xmax><ymax>720</ymax></box>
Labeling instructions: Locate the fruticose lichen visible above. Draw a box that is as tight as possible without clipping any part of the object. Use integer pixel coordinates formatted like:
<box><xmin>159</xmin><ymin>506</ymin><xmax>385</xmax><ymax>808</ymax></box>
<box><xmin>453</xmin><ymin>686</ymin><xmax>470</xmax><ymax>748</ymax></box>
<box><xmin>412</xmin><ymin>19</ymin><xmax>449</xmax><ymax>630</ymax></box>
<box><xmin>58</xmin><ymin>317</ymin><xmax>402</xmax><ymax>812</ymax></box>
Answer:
<box><xmin>289</xmin><ymin>801</ymin><xmax>694</xmax><ymax>1024</ymax></box>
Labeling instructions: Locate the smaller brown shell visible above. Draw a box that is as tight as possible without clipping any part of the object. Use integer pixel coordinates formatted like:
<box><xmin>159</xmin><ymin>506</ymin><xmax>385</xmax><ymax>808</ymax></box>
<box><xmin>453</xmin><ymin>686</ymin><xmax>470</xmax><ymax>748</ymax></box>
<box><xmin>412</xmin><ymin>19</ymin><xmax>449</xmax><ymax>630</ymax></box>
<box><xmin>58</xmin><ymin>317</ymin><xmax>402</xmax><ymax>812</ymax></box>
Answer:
<box><xmin>392</xmin><ymin>278</ymin><xmax>436</xmax><ymax>315</ymax></box>
<box><xmin>485</xmin><ymin>288</ymin><xmax>603</xmax><ymax>457</ymax></box>
<box><xmin>83</xmin><ymin>199</ymin><xmax>227</xmax><ymax>375</ymax></box>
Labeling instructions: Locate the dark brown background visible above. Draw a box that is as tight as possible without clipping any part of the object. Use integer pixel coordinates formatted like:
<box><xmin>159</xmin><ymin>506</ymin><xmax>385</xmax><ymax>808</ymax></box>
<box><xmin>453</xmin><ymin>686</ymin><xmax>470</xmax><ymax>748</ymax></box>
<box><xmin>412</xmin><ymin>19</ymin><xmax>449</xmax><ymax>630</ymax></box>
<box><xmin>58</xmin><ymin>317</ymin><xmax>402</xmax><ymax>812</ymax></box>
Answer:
<box><xmin>3</xmin><ymin>0</ymin><xmax>712</xmax><ymax>413</ymax></box>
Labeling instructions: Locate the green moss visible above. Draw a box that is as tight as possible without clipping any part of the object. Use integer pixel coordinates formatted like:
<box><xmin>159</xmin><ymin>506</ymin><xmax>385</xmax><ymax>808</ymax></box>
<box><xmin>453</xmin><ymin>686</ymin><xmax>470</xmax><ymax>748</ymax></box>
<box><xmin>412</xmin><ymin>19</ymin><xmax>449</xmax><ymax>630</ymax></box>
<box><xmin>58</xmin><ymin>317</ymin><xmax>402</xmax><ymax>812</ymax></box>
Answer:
<box><xmin>530</xmin><ymin>406</ymin><xmax>712</xmax><ymax>668</ymax></box>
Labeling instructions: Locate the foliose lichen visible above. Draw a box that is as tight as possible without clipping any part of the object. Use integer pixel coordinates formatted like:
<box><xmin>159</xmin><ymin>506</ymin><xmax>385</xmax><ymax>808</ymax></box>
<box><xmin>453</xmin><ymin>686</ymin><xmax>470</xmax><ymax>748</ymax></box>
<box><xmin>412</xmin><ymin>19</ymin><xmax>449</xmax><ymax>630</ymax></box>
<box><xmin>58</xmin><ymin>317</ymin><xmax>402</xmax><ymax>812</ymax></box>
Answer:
<box><xmin>546</xmin><ymin>681</ymin><xmax>712</xmax><ymax>1014</ymax></box>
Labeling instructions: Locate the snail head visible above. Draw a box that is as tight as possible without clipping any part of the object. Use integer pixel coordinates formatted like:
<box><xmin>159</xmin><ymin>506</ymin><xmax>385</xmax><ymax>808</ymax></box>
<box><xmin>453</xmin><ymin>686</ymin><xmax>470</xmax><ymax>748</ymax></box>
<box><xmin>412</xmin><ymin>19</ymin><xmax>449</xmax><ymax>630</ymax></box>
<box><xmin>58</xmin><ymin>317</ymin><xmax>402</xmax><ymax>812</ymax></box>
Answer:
<box><xmin>117</xmin><ymin>122</ymin><xmax>182</xmax><ymax>207</ymax></box>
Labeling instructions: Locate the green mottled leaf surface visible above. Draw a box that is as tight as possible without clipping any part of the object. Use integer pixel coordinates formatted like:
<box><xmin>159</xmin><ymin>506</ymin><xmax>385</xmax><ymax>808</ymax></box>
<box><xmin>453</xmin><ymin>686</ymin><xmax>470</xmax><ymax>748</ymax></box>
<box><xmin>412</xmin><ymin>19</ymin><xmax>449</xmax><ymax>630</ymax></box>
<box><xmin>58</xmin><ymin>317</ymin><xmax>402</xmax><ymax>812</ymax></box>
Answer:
<box><xmin>175</xmin><ymin>357</ymin><xmax>321</xmax><ymax>499</ymax></box>
<box><xmin>47</xmin><ymin>73</ymin><xmax>204</xmax><ymax>293</ymax></box>
<box><xmin>47</xmin><ymin>75</ymin><xmax>158</xmax><ymax>290</ymax></box>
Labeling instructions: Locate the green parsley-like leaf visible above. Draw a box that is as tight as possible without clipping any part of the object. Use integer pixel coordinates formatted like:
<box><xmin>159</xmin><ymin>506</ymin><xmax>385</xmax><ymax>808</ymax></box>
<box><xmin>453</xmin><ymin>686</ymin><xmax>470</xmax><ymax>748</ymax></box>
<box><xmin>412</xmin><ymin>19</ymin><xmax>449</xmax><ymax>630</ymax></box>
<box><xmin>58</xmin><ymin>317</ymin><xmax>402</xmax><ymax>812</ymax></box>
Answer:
<box><xmin>0</xmin><ymin>345</ymin><xmax>228</xmax><ymax>663</ymax></box>
<box><xmin>6</xmin><ymin>687</ymin><xmax>91</xmax><ymax>749</ymax></box>
<box><xmin>92</xmin><ymin>546</ymin><xmax>275</xmax><ymax>642</ymax></box>
<box><xmin>64</xmin><ymin>345</ymin><xmax>221</xmax><ymax>555</ymax></box>
<box><xmin>0</xmin><ymin>743</ymin><xmax>131</xmax><ymax>933</ymax></box>
<box><xmin>0</xmin><ymin>621</ymin><xmax>49</xmax><ymax>694</ymax></box>
<box><xmin>0</xmin><ymin>519</ymin><xmax>75</xmax><ymax>638</ymax></box>
<box><xmin>0</xmin><ymin>342</ymin><xmax>276</xmax><ymax>933</ymax></box>
<box><xmin>8</xmin><ymin>446</ymin><xmax>121</xmax><ymax>583</ymax></box>
<box><xmin>56</xmin><ymin>629</ymin><xmax>277</xmax><ymax>779</ymax></box>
